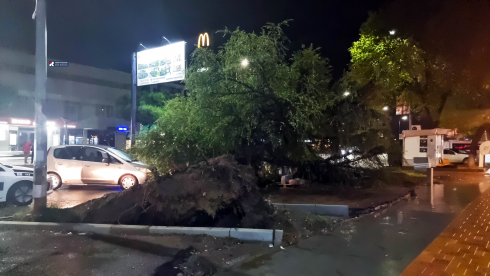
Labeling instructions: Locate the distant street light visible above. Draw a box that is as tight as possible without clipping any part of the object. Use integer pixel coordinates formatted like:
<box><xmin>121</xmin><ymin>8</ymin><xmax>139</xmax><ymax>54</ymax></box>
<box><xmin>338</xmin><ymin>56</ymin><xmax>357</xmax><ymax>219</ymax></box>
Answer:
<box><xmin>399</xmin><ymin>115</ymin><xmax>408</xmax><ymax>138</ymax></box>
<box><xmin>389</xmin><ymin>30</ymin><xmax>396</xmax><ymax>35</ymax></box>
<box><xmin>343</xmin><ymin>91</ymin><xmax>350</xmax><ymax>96</ymax></box>
<box><xmin>383</xmin><ymin>106</ymin><xmax>389</xmax><ymax>111</ymax></box>
<box><xmin>241</xmin><ymin>58</ymin><xmax>249</xmax><ymax>67</ymax></box>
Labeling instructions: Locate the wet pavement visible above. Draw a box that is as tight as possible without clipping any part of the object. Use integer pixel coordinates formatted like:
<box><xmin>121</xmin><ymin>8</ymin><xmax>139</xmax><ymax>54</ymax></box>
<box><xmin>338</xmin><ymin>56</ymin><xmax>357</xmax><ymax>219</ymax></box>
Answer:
<box><xmin>0</xmin><ymin>185</ymin><xmax>119</xmax><ymax>217</ymax></box>
<box><xmin>0</xmin><ymin>229</ymin><xmax>168</xmax><ymax>276</ymax></box>
<box><xmin>217</xmin><ymin>171</ymin><xmax>490</xmax><ymax>276</ymax></box>
<box><xmin>0</xmin><ymin>156</ymin><xmax>120</xmax><ymax>215</ymax></box>
<box><xmin>402</xmin><ymin>181</ymin><xmax>490</xmax><ymax>275</ymax></box>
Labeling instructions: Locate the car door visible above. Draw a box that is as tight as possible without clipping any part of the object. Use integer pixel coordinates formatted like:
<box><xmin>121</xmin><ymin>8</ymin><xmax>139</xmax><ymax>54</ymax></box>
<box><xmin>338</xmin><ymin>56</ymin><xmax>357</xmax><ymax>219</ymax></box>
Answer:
<box><xmin>81</xmin><ymin>147</ymin><xmax>115</xmax><ymax>184</ymax></box>
<box><xmin>53</xmin><ymin>146</ymin><xmax>83</xmax><ymax>183</ymax></box>
<box><xmin>443</xmin><ymin>149</ymin><xmax>457</xmax><ymax>163</ymax></box>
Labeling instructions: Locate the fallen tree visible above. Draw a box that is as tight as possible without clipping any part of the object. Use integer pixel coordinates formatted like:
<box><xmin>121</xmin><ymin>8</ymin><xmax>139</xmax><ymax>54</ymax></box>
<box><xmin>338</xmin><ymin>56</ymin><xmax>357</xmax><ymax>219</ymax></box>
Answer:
<box><xmin>40</xmin><ymin>156</ymin><xmax>274</xmax><ymax>229</ymax></box>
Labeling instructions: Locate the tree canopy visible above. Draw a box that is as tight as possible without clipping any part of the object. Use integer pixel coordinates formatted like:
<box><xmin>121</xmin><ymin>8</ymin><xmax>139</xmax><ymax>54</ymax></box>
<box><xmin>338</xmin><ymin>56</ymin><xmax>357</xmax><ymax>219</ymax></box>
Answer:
<box><xmin>132</xmin><ymin>21</ymin><xmax>340</xmax><ymax>174</ymax></box>
<box><xmin>346</xmin><ymin>14</ymin><xmax>461</xmax><ymax>128</ymax></box>
<box><xmin>115</xmin><ymin>87</ymin><xmax>177</xmax><ymax>127</ymax></box>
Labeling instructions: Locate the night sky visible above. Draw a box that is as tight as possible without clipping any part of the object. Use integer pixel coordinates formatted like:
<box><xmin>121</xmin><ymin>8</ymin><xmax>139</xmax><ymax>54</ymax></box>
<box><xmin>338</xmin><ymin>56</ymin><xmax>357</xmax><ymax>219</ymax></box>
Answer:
<box><xmin>0</xmin><ymin>0</ymin><xmax>387</xmax><ymax>79</ymax></box>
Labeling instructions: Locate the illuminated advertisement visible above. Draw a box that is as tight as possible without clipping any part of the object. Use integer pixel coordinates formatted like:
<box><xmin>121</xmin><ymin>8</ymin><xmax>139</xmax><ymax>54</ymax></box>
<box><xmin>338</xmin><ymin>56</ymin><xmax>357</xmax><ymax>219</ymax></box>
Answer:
<box><xmin>137</xmin><ymin>41</ymin><xmax>186</xmax><ymax>86</ymax></box>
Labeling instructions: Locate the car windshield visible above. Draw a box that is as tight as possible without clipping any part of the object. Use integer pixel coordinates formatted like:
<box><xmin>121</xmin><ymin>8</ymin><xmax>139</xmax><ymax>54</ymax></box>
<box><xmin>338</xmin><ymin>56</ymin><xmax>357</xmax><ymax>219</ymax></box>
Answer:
<box><xmin>106</xmin><ymin>148</ymin><xmax>133</xmax><ymax>162</ymax></box>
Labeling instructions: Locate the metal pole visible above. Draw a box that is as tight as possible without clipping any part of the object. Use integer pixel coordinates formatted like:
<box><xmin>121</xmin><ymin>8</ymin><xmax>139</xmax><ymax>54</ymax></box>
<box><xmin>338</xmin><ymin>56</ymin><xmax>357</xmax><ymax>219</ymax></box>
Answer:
<box><xmin>399</xmin><ymin>120</ymin><xmax>401</xmax><ymax>139</ymax></box>
<box><xmin>130</xmin><ymin>52</ymin><xmax>137</xmax><ymax>146</ymax></box>
<box><xmin>33</xmin><ymin>0</ymin><xmax>48</xmax><ymax>212</ymax></box>
<box><xmin>409</xmin><ymin>113</ymin><xmax>412</xmax><ymax>131</ymax></box>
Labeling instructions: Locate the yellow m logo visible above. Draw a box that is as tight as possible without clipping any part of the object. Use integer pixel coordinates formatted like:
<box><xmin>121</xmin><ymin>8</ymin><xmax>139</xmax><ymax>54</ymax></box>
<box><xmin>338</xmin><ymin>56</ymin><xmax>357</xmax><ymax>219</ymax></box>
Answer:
<box><xmin>198</xmin><ymin>33</ymin><xmax>210</xmax><ymax>48</ymax></box>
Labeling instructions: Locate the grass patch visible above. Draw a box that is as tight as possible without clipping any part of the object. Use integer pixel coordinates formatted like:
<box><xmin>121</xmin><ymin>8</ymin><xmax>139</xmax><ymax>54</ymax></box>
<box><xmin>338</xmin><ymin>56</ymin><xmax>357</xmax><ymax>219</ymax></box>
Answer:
<box><xmin>302</xmin><ymin>213</ymin><xmax>335</xmax><ymax>232</ymax></box>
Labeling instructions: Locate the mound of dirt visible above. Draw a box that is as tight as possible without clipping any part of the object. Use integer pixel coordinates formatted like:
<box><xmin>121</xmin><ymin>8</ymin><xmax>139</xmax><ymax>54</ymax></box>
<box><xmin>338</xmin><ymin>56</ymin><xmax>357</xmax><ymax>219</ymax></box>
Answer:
<box><xmin>41</xmin><ymin>155</ymin><xmax>274</xmax><ymax>229</ymax></box>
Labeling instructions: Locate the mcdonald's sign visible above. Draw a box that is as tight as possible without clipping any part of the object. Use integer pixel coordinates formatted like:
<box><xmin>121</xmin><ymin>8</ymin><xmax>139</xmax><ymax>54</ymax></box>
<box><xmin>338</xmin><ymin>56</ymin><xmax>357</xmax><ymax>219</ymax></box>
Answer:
<box><xmin>198</xmin><ymin>32</ymin><xmax>210</xmax><ymax>48</ymax></box>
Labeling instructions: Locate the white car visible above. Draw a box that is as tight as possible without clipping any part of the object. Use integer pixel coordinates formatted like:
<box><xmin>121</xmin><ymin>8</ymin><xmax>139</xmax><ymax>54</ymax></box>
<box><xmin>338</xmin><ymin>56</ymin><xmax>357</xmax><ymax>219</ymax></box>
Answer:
<box><xmin>443</xmin><ymin>149</ymin><xmax>469</xmax><ymax>164</ymax></box>
<box><xmin>0</xmin><ymin>163</ymin><xmax>35</xmax><ymax>206</ymax></box>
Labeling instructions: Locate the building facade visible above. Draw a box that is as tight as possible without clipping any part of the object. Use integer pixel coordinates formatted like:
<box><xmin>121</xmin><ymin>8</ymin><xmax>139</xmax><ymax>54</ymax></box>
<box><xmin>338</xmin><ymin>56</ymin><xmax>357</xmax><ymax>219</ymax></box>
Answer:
<box><xmin>0</xmin><ymin>47</ymin><xmax>132</xmax><ymax>152</ymax></box>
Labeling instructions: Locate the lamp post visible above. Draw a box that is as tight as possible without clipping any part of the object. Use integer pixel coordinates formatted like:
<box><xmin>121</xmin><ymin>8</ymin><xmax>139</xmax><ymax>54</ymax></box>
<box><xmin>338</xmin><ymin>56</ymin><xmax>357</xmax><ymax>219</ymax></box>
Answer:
<box><xmin>32</xmin><ymin>0</ymin><xmax>48</xmax><ymax>212</ymax></box>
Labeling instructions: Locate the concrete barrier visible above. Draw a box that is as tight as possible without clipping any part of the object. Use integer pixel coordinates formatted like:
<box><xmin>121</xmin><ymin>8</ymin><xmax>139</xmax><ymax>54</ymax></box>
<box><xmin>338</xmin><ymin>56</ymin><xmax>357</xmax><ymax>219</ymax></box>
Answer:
<box><xmin>149</xmin><ymin>226</ymin><xmax>230</xmax><ymax>238</ymax></box>
<box><xmin>274</xmin><ymin>203</ymin><xmax>349</xmax><ymax>217</ymax></box>
<box><xmin>73</xmin><ymin>223</ymin><xmax>112</xmax><ymax>234</ymax></box>
<box><xmin>274</xmin><ymin>229</ymin><xmax>283</xmax><ymax>247</ymax></box>
<box><xmin>230</xmin><ymin>228</ymin><xmax>273</xmax><ymax>242</ymax></box>
<box><xmin>0</xmin><ymin>221</ymin><xmax>282</xmax><ymax>245</ymax></box>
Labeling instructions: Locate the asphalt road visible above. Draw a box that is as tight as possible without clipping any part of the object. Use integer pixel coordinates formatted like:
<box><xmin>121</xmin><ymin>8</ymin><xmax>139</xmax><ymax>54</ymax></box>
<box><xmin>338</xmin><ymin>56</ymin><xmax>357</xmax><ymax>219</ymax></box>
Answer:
<box><xmin>218</xmin><ymin>171</ymin><xmax>490</xmax><ymax>276</ymax></box>
<box><xmin>0</xmin><ymin>156</ymin><xmax>121</xmax><ymax>216</ymax></box>
<box><xmin>0</xmin><ymin>229</ymin><xmax>169</xmax><ymax>276</ymax></box>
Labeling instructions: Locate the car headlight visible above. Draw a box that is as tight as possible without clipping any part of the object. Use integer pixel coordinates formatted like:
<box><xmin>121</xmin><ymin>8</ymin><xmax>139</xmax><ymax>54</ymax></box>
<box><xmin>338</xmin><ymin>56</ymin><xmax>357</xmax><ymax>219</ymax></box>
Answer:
<box><xmin>137</xmin><ymin>167</ymin><xmax>150</xmax><ymax>173</ymax></box>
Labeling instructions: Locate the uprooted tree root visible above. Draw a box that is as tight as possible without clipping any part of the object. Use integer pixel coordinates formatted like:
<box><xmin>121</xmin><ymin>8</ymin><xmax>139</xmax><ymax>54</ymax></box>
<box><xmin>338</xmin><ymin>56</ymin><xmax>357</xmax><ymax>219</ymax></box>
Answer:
<box><xmin>37</xmin><ymin>155</ymin><xmax>275</xmax><ymax>229</ymax></box>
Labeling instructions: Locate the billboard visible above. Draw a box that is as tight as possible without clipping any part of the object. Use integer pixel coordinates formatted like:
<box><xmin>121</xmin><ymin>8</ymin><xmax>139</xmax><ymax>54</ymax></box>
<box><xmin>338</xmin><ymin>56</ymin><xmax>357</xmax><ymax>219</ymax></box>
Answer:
<box><xmin>136</xmin><ymin>41</ymin><xmax>185</xmax><ymax>86</ymax></box>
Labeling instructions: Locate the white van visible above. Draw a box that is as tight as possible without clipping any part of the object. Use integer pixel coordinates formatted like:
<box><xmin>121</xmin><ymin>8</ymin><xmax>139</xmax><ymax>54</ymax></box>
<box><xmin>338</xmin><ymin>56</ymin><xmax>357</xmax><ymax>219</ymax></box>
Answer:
<box><xmin>47</xmin><ymin>145</ymin><xmax>148</xmax><ymax>190</ymax></box>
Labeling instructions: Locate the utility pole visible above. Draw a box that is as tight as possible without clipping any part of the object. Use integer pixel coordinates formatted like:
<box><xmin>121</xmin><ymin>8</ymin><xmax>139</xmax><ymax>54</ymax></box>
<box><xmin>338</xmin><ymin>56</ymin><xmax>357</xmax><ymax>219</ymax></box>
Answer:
<box><xmin>130</xmin><ymin>52</ymin><xmax>137</xmax><ymax>146</ymax></box>
<box><xmin>32</xmin><ymin>0</ymin><xmax>48</xmax><ymax>212</ymax></box>
<box><xmin>408</xmin><ymin>105</ymin><xmax>412</xmax><ymax>130</ymax></box>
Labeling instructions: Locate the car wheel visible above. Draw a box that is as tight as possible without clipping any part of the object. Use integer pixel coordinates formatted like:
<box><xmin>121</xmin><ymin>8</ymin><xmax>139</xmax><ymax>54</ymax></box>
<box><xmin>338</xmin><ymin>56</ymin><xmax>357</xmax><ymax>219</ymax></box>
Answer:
<box><xmin>48</xmin><ymin>173</ymin><xmax>62</xmax><ymax>190</ymax></box>
<box><xmin>463</xmin><ymin>158</ymin><xmax>469</xmax><ymax>164</ymax></box>
<box><xmin>8</xmin><ymin>181</ymin><xmax>33</xmax><ymax>206</ymax></box>
<box><xmin>119</xmin><ymin>175</ymin><xmax>137</xmax><ymax>190</ymax></box>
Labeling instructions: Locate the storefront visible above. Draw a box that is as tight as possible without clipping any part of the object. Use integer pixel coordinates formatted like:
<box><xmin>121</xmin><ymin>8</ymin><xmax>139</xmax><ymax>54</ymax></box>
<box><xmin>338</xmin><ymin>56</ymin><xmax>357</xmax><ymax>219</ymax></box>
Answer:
<box><xmin>0</xmin><ymin>117</ymin><xmax>76</xmax><ymax>152</ymax></box>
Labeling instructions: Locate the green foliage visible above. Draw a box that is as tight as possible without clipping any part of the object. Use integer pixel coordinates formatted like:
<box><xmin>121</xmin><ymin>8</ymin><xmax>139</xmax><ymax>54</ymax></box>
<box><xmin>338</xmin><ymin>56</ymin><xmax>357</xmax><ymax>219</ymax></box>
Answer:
<box><xmin>132</xmin><ymin>21</ymin><xmax>336</xmax><ymax>174</ymax></box>
<box><xmin>347</xmin><ymin>13</ymin><xmax>457</xmax><ymax>127</ymax></box>
<box><xmin>115</xmin><ymin>87</ymin><xmax>177</xmax><ymax>127</ymax></box>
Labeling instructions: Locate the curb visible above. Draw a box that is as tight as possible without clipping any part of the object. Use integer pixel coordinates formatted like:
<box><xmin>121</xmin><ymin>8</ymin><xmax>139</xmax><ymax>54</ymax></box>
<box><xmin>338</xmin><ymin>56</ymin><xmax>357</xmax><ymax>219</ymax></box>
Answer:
<box><xmin>273</xmin><ymin>203</ymin><xmax>349</xmax><ymax>217</ymax></box>
<box><xmin>223</xmin><ymin>246</ymin><xmax>282</xmax><ymax>270</ymax></box>
<box><xmin>0</xmin><ymin>221</ymin><xmax>283</xmax><ymax>246</ymax></box>
<box><xmin>343</xmin><ymin>191</ymin><xmax>413</xmax><ymax>222</ymax></box>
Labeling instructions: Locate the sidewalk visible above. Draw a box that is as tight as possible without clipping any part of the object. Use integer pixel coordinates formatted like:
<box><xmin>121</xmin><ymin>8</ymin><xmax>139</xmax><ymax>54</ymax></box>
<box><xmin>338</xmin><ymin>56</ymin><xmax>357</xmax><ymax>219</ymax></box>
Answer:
<box><xmin>402</xmin><ymin>186</ymin><xmax>490</xmax><ymax>276</ymax></box>
<box><xmin>0</xmin><ymin>151</ymin><xmax>23</xmax><ymax>157</ymax></box>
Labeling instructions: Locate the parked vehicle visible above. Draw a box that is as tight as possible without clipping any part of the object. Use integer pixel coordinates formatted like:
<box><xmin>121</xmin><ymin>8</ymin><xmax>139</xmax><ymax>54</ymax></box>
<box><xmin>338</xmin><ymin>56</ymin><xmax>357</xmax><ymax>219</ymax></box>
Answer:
<box><xmin>0</xmin><ymin>164</ymin><xmax>36</xmax><ymax>206</ymax></box>
<box><xmin>443</xmin><ymin>149</ymin><xmax>469</xmax><ymax>164</ymax></box>
<box><xmin>47</xmin><ymin>145</ymin><xmax>148</xmax><ymax>190</ymax></box>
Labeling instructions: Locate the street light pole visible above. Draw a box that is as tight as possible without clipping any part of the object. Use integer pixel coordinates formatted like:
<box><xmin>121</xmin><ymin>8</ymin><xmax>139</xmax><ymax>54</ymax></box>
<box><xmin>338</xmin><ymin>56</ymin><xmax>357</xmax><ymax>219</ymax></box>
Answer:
<box><xmin>32</xmin><ymin>0</ymin><xmax>48</xmax><ymax>212</ymax></box>
<box><xmin>130</xmin><ymin>52</ymin><xmax>137</xmax><ymax>146</ymax></box>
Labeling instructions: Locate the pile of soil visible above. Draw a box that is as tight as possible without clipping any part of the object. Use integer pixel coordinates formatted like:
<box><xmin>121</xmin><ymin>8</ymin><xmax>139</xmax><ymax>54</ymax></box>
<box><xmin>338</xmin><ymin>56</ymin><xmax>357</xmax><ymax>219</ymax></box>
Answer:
<box><xmin>40</xmin><ymin>155</ymin><xmax>274</xmax><ymax>229</ymax></box>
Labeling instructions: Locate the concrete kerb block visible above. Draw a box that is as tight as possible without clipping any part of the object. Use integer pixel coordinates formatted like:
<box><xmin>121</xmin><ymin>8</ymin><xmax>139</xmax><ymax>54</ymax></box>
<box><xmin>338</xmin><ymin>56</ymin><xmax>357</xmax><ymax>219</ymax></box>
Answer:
<box><xmin>281</xmin><ymin>204</ymin><xmax>317</xmax><ymax>214</ymax></box>
<box><xmin>314</xmin><ymin>204</ymin><xmax>349</xmax><ymax>217</ymax></box>
<box><xmin>149</xmin><ymin>226</ymin><xmax>231</xmax><ymax>238</ymax></box>
<box><xmin>149</xmin><ymin>226</ymin><xmax>192</xmax><ymax>235</ymax></box>
<box><xmin>110</xmin><ymin>225</ymin><xmax>150</xmax><ymax>236</ymax></box>
<box><xmin>273</xmin><ymin>229</ymin><xmax>283</xmax><ymax>246</ymax></box>
<box><xmin>183</xmin><ymin>227</ymin><xmax>231</xmax><ymax>238</ymax></box>
<box><xmin>230</xmin><ymin>228</ymin><xmax>273</xmax><ymax>243</ymax></box>
<box><xmin>73</xmin><ymin>223</ymin><xmax>111</xmax><ymax>235</ymax></box>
